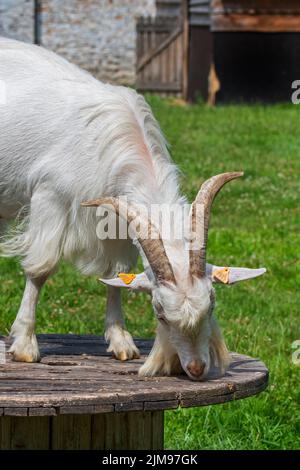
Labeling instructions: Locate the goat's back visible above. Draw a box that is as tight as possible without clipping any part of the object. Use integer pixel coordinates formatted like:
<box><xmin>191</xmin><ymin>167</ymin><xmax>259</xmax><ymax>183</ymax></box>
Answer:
<box><xmin>0</xmin><ymin>38</ymin><xmax>133</xmax><ymax>214</ymax></box>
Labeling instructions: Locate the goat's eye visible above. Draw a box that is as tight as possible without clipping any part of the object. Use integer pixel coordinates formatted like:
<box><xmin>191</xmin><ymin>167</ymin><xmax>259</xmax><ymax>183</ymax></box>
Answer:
<box><xmin>158</xmin><ymin>315</ymin><xmax>169</xmax><ymax>325</ymax></box>
<box><xmin>155</xmin><ymin>303</ymin><xmax>163</xmax><ymax>315</ymax></box>
<box><xmin>155</xmin><ymin>303</ymin><xmax>169</xmax><ymax>325</ymax></box>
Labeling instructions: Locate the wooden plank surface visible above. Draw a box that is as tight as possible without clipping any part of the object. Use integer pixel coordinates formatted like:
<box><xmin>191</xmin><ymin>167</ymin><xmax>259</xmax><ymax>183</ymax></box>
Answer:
<box><xmin>0</xmin><ymin>335</ymin><xmax>268</xmax><ymax>416</ymax></box>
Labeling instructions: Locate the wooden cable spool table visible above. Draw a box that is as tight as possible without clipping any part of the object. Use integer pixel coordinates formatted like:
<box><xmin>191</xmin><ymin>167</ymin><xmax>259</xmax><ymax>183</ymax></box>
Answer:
<box><xmin>0</xmin><ymin>334</ymin><xmax>268</xmax><ymax>450</ymax></box>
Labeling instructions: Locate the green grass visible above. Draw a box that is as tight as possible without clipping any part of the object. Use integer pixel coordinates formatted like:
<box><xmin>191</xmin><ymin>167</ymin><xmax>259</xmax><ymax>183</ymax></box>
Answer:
<box><xmin>1</xmin><ymin>98</ymin><xmax>300</xmax><ymax>449</ymax></box>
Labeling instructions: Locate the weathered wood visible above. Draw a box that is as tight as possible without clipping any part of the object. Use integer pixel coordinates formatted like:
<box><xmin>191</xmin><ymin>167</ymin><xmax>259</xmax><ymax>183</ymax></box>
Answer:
<box><xmin>51</xmin><ymin>414</ymin><xmax>92</xmax><ymax>450</ymax></box>
<box><xmin>0</xmin><ymin>410</ymin><xmax>163</xmax><ymax>450</ymax></box>
<box><xmin>29</xmin><ymin>407</ymin><xmax>57</xmax><ymax>417</ymax></box>
<box><xmin>212</xmin><ymin>14</ymin><xmax>300</xmax><ymax>32</ymax></box>
<box><xmin>137</xmin><ymin>16</ymin><xmax>179</xmax><ymax>33</ymax></box>
<box><xmin>187</xmin><ymin>25</ymin><xmax>213</xmax><ymax>102</ymax></box>
<box><xmin>91</xmin><ymin>413</ymin><xmax>106</xmax><ymax>450</ymax></box>
<box><xmin>60</xmin><ymin>404</ymin><xmax>114</xmax><ymax>415</ymax></box>
<box><xmin>144</xmin><ymin>399</ymin><xmax>178</xmax><ymax>411</ymax></box>
<box><xmin>0</xmin><ymin>335</ymin><xmax>268</xmax><ymax>450</ymax></box>
<box><xmin>136</xmin><ymin>12</ymin><xmax>184</xmax><ymax>95</ymax></box>
<box><xmin>182</xmin><ymin>0</ymin><xmax>189</xmax><ymax>100</ymax></box>
<box><xmin>212</xmin><ymin>0</ymin><xmax>300</xmax><ymax>13</ymax></box>
<box><xmin>151</xmin><ymin>409</ymin><xmax>164</xmax><ymax>450</ymax></box>
<box><xmin>91</xmin><ymin>411</ymin><xmax>163</xmax><ymax>450</ymax></box>
<box><xmin>189</xmin><ymin>0</ymin><xmax>211</xmax><ymax>27</ymax></box>
<box><xmin>157</xmin><ymin>0</ymin><xmax>182</xmax><ymax>19</ymax></box>
<box><xmin>4</xmin><ymin>408</ymin><xmax>28</xmax><ymax>417</ymax></box>
<box><xmin>0</xmin><ymin>335</ymin><xmax>268</xmax><ymax>416</ymax></box>
<box><xmin>137</xmin><ymin>27</ymin><xmax>182</xmax><ymax>73</ymax></box>
<box><xmin>115</xmin><ymin>401</ymin><xmax>144</xmax><ymax>412</ymax></box>
<box><xmin>211</xmin><ymin>0</ymin><xmax>300</xmax><ymax>32</ymax></box>
<box><xmin>0</xmin><ymin>416</ymin><xmax>50</xmax><ymax>450</ymax></box>
<box><xmin>136</xmin><ymin>82</ymin><xmax>182</xmax><ymax>92</ymax></box>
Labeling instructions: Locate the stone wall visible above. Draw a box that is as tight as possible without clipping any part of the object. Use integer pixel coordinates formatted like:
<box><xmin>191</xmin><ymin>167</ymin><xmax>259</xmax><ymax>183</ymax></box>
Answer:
<box><xmin>0</xmin><ymin>0</ymin><xmax>34</xmax><ymax>43</ymax></box>
<box><xmin>0</xmin><ymin>0</ymin><xmax>156</xmax><ymax>85</ymax></box>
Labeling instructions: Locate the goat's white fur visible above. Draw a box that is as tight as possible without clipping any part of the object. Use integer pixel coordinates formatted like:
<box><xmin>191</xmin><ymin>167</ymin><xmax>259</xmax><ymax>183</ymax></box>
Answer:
<box><xmin>0</xmin><ymin>38</ymin><xmax>265</xmax><ymax>379</ymax></box>
<box><xmin>0</xmin><ymin>37</ymin><xmax>184</xmax><ymax>366</ymax></box>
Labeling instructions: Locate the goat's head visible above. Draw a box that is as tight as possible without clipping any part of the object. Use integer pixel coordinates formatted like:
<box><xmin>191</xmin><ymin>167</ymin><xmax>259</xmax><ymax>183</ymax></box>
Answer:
<box><xmin>81</xmin><ymin>172</ymin><xmax>266</xmax><ymax>380</ymax></box>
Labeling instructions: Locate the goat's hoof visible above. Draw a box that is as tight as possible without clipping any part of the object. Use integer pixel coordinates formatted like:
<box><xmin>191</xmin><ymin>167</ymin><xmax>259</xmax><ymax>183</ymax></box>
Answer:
<box><xmin>111</xmin><ymin>346</ymin><xmax>140</xmax><ymax>361</ymax></box>
<box><xmin>106</xmin><ymin>325</ymin><xmax>140</xmax><ymax>361</ymax></box>
<box><xmin>105</xmin><ymin>325</ymin><xmax>140</xmax><ymax>361</ymax></box>
<box><xmin>114</xmin><ymin>349</ymin><xmax>140</xmax><ymax>361</ymax></box>
<box><xmin>9</xmin><ymin>336</ymin><xmax>40</xmax><ymax>363</ymax></box>
<box><xmin>10</xmin><ymin>352</ymin><xmax>40</xmax><ymax>363</ymax></box>
<box><xmin>118</xmin><ymin>351</ymin><xmax>129</xmax><ymax>361</ymax></box>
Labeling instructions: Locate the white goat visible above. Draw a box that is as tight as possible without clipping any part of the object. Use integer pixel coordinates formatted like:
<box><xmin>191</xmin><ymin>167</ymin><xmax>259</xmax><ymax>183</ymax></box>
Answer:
<box><xmin>0</xmin><ymin>38</ymin><xmax>265</xmax><ymax>380</ymax></box>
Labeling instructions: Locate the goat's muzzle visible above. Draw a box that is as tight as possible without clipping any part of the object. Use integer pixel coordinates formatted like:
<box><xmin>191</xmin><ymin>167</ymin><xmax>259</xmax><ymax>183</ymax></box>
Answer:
<box><xmin>186</xmin><ymin>360</ymin><xmax>206</xmax><ymax>379</ymax></box>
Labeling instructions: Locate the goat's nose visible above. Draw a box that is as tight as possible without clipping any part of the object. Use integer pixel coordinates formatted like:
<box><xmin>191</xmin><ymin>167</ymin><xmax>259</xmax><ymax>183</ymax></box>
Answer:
<box><xmin>187</xmin><ymin>360</ymin><xmax>206</xmax><ymax>378</ymax></box>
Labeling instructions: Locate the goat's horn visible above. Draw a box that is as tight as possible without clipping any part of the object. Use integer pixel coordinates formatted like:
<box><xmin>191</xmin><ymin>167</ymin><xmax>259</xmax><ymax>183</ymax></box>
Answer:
<box><xmin>189</xmin><ymin>172</ymin><xmax>244</xmax><ymax>278</ymax></box>
<box><xmin>81</xmin><ymin>197</ymin><xmax>176</xmax><ymax>284</ymax></box>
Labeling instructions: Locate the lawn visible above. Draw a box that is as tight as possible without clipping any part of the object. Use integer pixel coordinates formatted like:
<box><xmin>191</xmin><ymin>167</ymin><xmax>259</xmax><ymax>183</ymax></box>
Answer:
<box><xmin>1</xmin><ymin>98</ymin><xmax>300</xmax><ymax>449</ymax></box>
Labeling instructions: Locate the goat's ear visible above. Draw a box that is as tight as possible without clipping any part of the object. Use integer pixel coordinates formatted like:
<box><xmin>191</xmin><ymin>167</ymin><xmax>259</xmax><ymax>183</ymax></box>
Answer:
<box><xmin>206</xmin><ymin>263</ymin><xmax>266</xmax><ymax>284</ymax></box>
<box><xmin>99</xmin><ymin>272</ymin><xmax>153</xmax><ymax>292</ymax></box>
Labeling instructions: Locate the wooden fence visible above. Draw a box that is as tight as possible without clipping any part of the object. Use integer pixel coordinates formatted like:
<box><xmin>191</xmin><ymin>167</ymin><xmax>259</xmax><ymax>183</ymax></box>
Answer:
<box><xmin>136</xmin><ymin>16</ymin><xmax>185</xmax><ymax>95</ymax></box>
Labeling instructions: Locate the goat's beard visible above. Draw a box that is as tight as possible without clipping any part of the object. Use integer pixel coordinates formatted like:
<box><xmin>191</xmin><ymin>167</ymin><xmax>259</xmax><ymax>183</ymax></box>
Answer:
<box><xmin>138</xmin><ymin>325</ymin><xmax>183</xmax><ymax>377</ymax></box>
<box><xmin>138</xmin><ymin>316</ymin><xmax>230</xmax><ymax>378</ymax></box>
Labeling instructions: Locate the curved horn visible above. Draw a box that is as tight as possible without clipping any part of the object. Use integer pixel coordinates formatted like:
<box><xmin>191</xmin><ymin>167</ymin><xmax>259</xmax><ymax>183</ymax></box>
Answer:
<box><xmin>81</xmin><ymin>197</ymin><xmax>176</xmax><ymax>284</ymax></box>
<box><xmin>189</xmin><ymin>172</ymin><xmax>244</xmax><ymax>278</ymax></box>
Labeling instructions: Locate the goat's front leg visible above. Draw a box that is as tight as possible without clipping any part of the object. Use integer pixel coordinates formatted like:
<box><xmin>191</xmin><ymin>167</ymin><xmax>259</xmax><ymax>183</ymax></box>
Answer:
<box><xmin>105</xmin><ymin>285</ymin><xmax>140</xmax><ymax>361</ymax></box>
<box><xmin>9</xmin><ymin>275</ymin><xmax>47</xmax><ymax>362</ymax></box>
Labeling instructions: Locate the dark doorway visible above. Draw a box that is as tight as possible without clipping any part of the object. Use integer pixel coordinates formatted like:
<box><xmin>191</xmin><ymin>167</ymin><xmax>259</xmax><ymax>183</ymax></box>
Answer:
<box><xmin>214</xmin><ymin>32</ymin><xmax>300</xmax><ymax>103</ymax></box>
